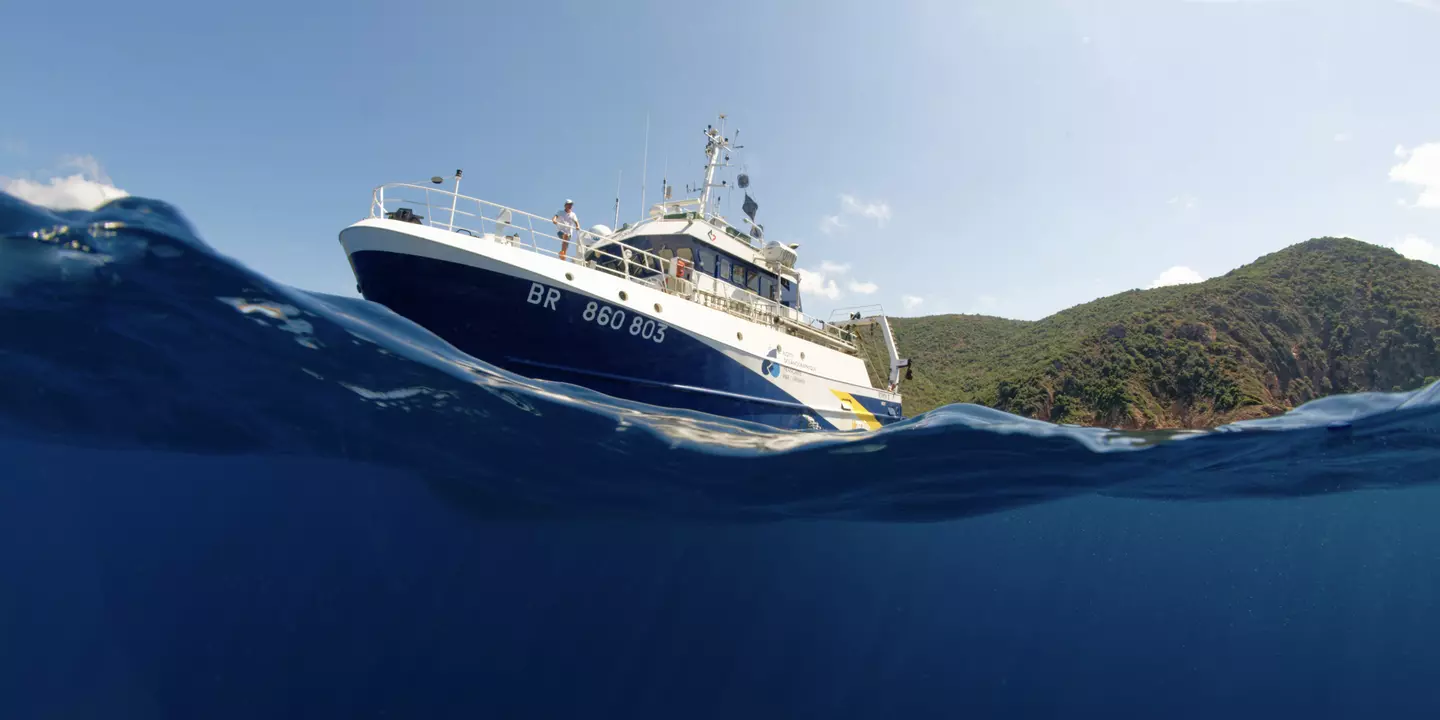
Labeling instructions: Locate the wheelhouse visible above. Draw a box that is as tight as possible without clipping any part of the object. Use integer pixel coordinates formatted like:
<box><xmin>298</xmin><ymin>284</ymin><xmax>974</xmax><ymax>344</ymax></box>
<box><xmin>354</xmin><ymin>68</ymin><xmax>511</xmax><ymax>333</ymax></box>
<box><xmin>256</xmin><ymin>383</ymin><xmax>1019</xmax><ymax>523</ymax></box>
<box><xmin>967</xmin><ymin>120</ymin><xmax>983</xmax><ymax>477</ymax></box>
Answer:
<box><xmin>586</xmin><ymin>231</ymin><xmax>803</xmax><ymax>310</ymax></box>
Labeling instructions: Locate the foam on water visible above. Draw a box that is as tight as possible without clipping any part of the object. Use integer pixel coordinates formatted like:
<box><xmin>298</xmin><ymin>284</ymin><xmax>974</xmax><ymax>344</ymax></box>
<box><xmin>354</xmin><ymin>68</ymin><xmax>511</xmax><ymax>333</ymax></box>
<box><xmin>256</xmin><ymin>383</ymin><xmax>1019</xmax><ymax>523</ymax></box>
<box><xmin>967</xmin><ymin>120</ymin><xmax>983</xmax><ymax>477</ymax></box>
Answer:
<box><xmin>4</xmin><ymin>192</ymin><xmax>1440</xmax><ymax>521</ymax></box>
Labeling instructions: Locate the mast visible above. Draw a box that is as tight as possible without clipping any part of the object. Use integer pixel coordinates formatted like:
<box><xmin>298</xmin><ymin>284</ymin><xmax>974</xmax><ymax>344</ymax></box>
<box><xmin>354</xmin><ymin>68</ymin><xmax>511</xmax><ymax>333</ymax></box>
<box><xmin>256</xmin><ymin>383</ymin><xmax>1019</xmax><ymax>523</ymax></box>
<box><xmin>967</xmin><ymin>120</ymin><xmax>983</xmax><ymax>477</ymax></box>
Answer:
<box><xmin>697</xmin><ymin>114</ymin><xmax>731</xmax><ymax>219</ymax></box>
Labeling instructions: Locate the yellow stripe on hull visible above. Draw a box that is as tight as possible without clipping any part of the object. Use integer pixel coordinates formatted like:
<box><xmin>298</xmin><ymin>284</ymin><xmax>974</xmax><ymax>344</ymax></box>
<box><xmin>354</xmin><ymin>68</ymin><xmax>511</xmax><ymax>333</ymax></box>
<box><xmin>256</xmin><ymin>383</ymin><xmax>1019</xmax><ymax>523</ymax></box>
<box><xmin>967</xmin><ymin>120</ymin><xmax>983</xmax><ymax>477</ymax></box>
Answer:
<box><xmin>829</xmin><ymin>389</ymin><xmax>883</xmax><ymax>431</ymax></box>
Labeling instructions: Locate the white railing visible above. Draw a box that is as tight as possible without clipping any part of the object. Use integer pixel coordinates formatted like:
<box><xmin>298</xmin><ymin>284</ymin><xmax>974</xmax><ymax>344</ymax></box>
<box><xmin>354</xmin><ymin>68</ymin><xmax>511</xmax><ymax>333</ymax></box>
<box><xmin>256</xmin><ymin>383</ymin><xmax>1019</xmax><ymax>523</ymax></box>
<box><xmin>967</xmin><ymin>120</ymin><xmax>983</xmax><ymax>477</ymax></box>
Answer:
<box><xmin>371</xmin><ymin>182</ymin><xmax>617</xmax><ymax>258</ymax></box>
<box><xmin>368</xmin><ymin>182</ymin><xmax>859</xmax><ymax>352</ymax></box>
<box><xmin>646</xmin><ymin>199</ymin><xmax>762</xmax><ymax>251</ymax></box>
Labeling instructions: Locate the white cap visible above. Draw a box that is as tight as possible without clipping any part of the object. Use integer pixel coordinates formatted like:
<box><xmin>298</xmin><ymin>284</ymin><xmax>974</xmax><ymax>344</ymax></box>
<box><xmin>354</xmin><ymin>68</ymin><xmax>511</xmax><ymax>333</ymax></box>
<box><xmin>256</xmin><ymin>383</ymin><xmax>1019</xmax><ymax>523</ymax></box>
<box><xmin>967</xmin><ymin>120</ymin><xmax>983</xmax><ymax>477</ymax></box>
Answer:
<box><xmin>565</xmin><ymin>198</ymin><xmax>574</xmax><ymax>204</ymax></box>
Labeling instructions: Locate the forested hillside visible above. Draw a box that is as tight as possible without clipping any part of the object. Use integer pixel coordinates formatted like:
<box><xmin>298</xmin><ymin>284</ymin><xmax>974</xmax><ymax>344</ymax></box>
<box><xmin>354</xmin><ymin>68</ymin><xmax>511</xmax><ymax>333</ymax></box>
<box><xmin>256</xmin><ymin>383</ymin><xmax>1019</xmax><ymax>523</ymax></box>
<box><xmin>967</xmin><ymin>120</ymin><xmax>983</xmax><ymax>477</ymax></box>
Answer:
<box><xmin>857</xmin><ymin>238</ymin><xmax>1440</xmax><ymax>428</ymax></box>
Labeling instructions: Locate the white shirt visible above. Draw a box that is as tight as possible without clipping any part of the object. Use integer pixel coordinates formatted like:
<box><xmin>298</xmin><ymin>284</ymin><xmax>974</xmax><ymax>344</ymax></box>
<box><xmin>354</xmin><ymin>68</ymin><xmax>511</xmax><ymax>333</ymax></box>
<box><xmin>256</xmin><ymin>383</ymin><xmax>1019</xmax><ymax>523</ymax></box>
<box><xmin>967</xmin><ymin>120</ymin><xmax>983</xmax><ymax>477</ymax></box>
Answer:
<box><xmin>554</xmin><ymin>208</ymin><xmax>579</xmax><ymax>239</ymax></box>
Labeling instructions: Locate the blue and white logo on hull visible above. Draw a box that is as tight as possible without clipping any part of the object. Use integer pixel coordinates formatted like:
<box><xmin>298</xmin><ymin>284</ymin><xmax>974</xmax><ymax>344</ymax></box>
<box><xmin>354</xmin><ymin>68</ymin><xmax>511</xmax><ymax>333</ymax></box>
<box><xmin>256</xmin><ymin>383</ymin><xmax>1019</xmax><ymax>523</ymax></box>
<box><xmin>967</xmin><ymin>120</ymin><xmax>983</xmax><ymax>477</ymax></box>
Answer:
<box><xmin>761</xmin><ymin>347</ymin><xmax>782</xmax><ymax>378</ymax></box>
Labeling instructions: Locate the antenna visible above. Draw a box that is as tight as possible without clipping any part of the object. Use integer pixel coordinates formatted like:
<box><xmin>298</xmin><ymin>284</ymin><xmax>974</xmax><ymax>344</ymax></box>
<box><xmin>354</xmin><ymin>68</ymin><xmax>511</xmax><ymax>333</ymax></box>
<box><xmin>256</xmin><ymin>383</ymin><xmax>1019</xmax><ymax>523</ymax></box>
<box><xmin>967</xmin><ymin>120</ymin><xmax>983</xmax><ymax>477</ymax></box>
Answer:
<box><xmin>697</xmin><ymin>112</ymin><xmax>731</xmax><ymax>219</ymax></box>
<box><xmin>613</xmin><ymin>169</ymin><xmax>622</xmax><ymax>229</ymax></box>
<box><xmin>638</xmin><ymin>113</ymin><xmax>649</xmax><ymax>221</ymax></box>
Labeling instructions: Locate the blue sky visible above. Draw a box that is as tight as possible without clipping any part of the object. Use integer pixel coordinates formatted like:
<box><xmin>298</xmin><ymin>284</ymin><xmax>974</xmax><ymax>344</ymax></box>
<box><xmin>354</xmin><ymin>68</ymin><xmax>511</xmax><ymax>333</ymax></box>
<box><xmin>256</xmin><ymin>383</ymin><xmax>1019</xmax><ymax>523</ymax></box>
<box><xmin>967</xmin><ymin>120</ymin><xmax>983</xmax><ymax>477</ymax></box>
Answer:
<box><xmin>3</xmin><ymin>0</ymin><xmax>1439</xmax><ymax>321</ymax></box>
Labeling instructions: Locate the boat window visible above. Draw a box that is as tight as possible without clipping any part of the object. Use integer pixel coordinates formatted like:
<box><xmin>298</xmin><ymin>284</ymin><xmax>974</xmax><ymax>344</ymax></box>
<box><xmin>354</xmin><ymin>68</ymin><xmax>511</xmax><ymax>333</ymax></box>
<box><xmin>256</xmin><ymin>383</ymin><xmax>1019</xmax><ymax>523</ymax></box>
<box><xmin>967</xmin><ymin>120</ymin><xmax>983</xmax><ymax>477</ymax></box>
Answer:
<box><xmin>586</xmin><ymin>241</ymin><xmax>625</xmax><ymax>274</ymax></box>
<box><xmin>718</xmin><ymin>255</ymin><xmax>732</xmax><ymax>283</ymax></box>
<box><xmin>746</xmin><ymin>269</ymin><xmax>761</xmax><ymax>294</ymax></box>
<box><xmin>588</xmin><ymin>239</ymin><xmax>668</xmax><ymax>279</ymax></box>
<box><xmin>731</xmin><ymin>262</ymin><xmax>747</xmax><ymax>286</ymax></box>
<box><xmin>780</xmin><ymin>277</ymin><xmax>798</xmax><ymax>309</ymax></box>
<box><xmin>759</xmin><ymin>274</ymin><xmax>775</xmax><ymax>301</ymax></box>
<box><xmin>605</xmin><ymin>234</ymin><xmax>709</xmax><ymax>279</ymax></box>
<box><xmin>697</xmin><ymin>248</ymin><xmax>715</xmax><ymax>275</ymax></box>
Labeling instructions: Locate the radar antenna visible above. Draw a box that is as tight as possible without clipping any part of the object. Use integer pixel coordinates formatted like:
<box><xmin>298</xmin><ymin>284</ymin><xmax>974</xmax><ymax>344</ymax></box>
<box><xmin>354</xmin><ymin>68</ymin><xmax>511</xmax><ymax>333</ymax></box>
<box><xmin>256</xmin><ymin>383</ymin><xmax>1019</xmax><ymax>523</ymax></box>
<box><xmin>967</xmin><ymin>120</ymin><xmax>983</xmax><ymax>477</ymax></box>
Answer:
<box><xmin>697</xmin><ymin>113</ymin><xmax>734</xmax><ymax>219</ymax></box>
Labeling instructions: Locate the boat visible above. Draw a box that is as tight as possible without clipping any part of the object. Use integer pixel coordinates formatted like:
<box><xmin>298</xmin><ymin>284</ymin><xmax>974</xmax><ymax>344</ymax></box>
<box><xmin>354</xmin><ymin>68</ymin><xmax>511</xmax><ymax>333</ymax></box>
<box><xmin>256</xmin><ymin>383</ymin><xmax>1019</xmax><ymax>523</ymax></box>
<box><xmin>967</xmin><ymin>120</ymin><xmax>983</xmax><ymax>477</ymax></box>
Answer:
<box><xmin>337</xmin><ymin>115</ymin><xmax>908</xmax><ymax>431</ymax></box>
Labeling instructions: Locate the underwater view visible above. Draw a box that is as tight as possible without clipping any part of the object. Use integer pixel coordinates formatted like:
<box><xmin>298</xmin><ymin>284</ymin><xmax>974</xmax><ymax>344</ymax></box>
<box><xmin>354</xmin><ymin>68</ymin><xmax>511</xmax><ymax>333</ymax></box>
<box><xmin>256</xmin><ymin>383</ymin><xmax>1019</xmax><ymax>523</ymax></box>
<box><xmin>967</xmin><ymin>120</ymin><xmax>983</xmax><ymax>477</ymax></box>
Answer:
<box><xmin>5</xmin><ymin>188</ymin><xmax>1440</xmax><ymax>718</ymax></box>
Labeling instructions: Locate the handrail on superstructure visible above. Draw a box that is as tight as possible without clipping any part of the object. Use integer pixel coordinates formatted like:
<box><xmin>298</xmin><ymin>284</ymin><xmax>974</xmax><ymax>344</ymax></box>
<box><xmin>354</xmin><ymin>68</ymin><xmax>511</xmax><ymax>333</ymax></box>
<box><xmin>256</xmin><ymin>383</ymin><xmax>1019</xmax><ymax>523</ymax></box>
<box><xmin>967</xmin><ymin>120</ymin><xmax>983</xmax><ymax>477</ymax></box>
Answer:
<box><xmin>367</xmin><ymin>182</ymin><xmax>860</xmax><ymax>354</ymax></box>
<box><xmin>643</xmin><ymin>198</ymin><xmax>768</xmax><ymax>256</ymax></box>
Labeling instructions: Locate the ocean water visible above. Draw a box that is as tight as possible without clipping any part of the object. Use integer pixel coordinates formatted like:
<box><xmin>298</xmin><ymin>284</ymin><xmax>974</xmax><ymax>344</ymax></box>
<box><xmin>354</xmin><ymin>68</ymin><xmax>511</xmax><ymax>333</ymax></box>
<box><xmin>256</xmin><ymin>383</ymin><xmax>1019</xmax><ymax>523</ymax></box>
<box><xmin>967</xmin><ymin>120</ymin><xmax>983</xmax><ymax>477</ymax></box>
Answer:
<box><xmin>4</xmin><ymin>192</ymin><xmax>1440</xmax><ymax>718</ymax></box>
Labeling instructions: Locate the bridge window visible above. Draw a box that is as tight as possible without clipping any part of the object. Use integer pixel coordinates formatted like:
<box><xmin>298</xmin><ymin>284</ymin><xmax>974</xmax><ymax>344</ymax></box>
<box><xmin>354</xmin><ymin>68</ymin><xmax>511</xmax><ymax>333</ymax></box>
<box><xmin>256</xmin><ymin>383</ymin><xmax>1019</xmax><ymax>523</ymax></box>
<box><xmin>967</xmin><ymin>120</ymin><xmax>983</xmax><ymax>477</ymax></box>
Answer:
<box><xmin>612</xmin><ymin>234</ymin><xmax>770</xmax><ymax>295</ymax></box>
<box><xmin>759</xmin><ymin>274</ymin><xmax>776</xmax><ymax>301</ymax></box>
<box><xmin>780</xmin><ymin>277</ymin><xmax>798</xmax><ymax>309</ymax></box>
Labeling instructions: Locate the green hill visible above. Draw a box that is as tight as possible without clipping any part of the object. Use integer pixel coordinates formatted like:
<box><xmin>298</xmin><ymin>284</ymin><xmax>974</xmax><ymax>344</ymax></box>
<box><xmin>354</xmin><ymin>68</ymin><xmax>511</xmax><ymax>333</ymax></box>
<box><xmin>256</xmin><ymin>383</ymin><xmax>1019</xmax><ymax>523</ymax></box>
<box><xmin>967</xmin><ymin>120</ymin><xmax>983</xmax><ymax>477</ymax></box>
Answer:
<box><xmin>858</xmin><ymin>237</ymin><xmax>1440</xmax><ymax>428</ymax></box>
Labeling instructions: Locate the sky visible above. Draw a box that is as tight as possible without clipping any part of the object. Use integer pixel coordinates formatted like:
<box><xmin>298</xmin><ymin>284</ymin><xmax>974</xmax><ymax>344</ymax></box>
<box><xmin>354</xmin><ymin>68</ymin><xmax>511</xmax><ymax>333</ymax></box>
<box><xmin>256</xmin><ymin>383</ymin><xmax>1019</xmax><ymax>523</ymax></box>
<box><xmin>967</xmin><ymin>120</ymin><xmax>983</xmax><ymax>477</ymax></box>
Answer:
<box><xmin>2</xmin><ymin>0</ymin><xmax>1438</xmax><ymax>321</ymax></box>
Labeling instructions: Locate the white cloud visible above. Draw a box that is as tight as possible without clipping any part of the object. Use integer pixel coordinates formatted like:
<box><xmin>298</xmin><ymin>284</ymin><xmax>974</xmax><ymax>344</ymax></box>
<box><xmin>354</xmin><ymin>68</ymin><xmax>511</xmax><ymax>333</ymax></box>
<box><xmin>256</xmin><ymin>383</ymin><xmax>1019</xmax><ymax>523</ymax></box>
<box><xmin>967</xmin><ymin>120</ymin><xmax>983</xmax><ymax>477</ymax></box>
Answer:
<box><xmin>839</xmin><ymin>194</ymin><xmax>891</xmax><ymax>225</ymax></box>
<box><xmin>1333</xmin><ymin>132</ymin><xmax>1352</xmax><ymax>142</ymax></box>
<box><xmin>1167</xmin><ymin>194</ymin><xmax>1199</xmax><ymax>210</ymax></box>
<box><xmin>1389</xmin><ymin>235</ymin><xmax>1440</xmax><ymax>264</ymax></box>
<box><xmin>61</xmin><ymin>154</ymin><xmax>108</xmax><ymax>181</ymax></box>
<box><xmin>796</xmin><ymin>266</ymin><xmax>841</xmax><ymax>300</ymax></box>
<box><xmin>1390</xmin><ymin>143</ymin><xmax>1440</xmax><ymax>208</ymax></box>
<box><xmin>1149</xmin><ymin>266</ymin><xmax>1206</xmax><ymax>288</ymax></box>
<box><xmin>4</xmin><ymin>175</ymin><xmax>129</xmax><ymax>211</ymax></box>
<box><xmin>796</xmin><ymin>260</ymin><xmax>877</xmax><ymax>302</ymax></box>
<box><xmin>2</xmin><ymin>154</ymin><xmax>128</xmax><ymax>211</ymax></box>
<box><xmin>819</xmin><ymin>193</ymin><xmax>892</xmax><ymax>233</ymax></box>
<box><xmin>902</xmin><ymin>295</ymin><xmax>924</xmax><ymax>311</ymax></box>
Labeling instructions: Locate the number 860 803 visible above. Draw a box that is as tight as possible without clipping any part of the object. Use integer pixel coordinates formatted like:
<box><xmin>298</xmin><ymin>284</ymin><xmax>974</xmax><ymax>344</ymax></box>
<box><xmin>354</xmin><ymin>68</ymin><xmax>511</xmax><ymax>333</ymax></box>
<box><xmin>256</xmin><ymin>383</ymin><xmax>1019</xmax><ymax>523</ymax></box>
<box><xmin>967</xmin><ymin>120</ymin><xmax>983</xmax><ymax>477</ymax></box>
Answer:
<box><xmin>582</xmin><ymin>301</ymin><xmax>667</xmax><ymax>343</ymax></box>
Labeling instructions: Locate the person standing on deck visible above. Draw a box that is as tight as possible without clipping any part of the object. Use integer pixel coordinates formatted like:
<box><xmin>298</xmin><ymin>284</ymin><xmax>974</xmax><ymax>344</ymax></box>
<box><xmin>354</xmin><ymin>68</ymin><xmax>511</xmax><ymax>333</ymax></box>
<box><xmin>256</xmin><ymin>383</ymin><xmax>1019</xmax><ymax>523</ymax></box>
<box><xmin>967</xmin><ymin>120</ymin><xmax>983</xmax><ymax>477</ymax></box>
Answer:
<box><xmin>552</xmin><ymin>199</ymin><xmax>579</xmax><ymax>261</ymax></box>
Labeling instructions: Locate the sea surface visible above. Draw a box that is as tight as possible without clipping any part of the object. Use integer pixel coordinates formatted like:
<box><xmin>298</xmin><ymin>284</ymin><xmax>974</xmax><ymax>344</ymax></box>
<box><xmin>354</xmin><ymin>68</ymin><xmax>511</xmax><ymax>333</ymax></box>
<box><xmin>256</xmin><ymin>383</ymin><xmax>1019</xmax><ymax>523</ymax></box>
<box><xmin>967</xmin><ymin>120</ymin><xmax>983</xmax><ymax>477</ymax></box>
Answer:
<box><xmin>4</xmin><ymin>192</ymin><xmax>1440</xmax><ymax>718</ymax></box>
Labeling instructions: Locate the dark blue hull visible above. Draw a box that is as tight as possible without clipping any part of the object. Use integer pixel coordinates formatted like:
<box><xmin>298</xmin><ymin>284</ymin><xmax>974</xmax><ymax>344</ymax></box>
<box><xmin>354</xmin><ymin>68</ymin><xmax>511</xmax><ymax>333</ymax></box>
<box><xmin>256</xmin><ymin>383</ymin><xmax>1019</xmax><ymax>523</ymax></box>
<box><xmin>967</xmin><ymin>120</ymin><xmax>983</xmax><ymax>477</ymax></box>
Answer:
<box><xmin>350</xmin><ymin>250</ymin><xmax>849</xmax><ymax>430</ymax></box>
